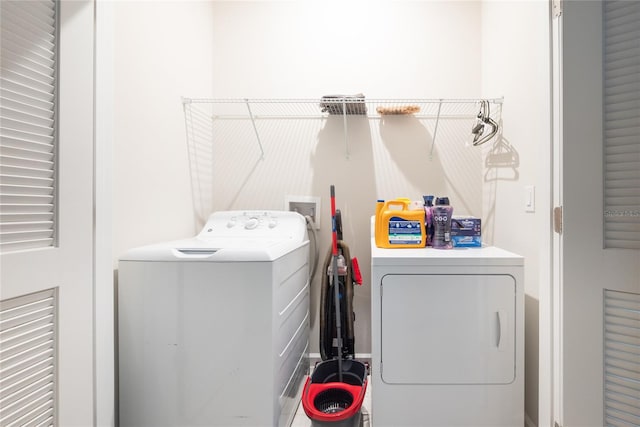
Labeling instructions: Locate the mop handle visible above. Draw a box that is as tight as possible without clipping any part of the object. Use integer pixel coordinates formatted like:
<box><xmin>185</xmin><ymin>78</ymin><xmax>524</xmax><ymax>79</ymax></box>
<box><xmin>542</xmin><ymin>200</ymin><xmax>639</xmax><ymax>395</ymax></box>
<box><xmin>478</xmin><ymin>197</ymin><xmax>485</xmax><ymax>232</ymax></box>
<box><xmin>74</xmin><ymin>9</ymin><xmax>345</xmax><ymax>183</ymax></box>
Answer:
<box><xmin>330</xmin><ymin>185</ymin><xmax>338</xmax><ymax>256</ymax></box>
<box><xmin>330</xmin><ymin>185</ymin><xmax>343</xmax><ymax>382</ymax></box>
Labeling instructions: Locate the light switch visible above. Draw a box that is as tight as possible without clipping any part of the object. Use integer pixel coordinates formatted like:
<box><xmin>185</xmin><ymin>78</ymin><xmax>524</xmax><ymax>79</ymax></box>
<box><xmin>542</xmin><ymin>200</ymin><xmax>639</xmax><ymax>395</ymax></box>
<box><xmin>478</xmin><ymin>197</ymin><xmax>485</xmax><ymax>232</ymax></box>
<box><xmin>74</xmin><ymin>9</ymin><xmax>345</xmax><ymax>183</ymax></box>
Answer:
<box><xmin>524</xmin><ymin>185</ymin><xmax>535</xmax><ymax>212</ymax></box>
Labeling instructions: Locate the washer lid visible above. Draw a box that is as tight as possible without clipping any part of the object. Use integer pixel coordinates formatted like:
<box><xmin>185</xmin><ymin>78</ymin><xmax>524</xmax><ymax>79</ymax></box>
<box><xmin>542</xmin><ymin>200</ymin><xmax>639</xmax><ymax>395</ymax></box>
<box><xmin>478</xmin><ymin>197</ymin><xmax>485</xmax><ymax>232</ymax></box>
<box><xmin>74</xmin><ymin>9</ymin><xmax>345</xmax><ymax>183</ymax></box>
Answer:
<box><xmin>120</xmin><ymin>210</ymin><xmax>308</xmax><ymax>262</ymax></box>
<box><xmin>120</xmin><ymin>235</ymin><xmax>307</xmax><ymax>262</ymax></box>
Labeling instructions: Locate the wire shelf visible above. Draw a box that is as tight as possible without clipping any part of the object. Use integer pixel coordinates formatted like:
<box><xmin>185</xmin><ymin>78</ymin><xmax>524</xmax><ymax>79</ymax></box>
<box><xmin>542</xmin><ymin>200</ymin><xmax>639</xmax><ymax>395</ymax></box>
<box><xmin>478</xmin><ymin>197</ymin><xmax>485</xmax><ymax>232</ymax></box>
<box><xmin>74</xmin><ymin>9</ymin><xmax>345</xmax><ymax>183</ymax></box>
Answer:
<box><xmin>182</xmin><ymin>97</ymin><xmax>502</xmax><ymax>160</ymax></box>
<box><xmin>182</xmin><ymin>97</ymin><xmax>503</xmax><ymax>223</ymax></box>
<box><xmin>182</xmin><ymin>97</ymin><xmax>503</xmax><ymax>120</ymax></box>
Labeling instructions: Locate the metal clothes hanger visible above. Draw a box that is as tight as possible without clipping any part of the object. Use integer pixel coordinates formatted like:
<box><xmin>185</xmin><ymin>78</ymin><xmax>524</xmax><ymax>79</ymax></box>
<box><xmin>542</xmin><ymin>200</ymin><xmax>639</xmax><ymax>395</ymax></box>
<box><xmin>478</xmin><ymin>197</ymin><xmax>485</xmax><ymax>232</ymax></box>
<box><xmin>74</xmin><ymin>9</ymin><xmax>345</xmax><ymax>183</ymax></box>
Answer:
<box><xmin>471</xmin><ymin>100</ymin><xmax>499</xmax><ymax>146</ymax></box>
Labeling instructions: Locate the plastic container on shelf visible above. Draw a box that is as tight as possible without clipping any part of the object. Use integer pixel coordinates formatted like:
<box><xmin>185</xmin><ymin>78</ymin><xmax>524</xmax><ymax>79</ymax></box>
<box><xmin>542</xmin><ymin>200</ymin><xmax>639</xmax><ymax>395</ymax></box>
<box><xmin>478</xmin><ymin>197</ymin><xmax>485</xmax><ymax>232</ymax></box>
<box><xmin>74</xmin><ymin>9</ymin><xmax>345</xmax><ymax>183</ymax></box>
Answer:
<box><xmin>432</xmin><ymin>197</ymin><xmax>453</xmax><ymax>249</ymax></box>
<box><xmin>375</xmin><ymin>199</ymin><xmax>426</xmax><ymax>249</ymax></box>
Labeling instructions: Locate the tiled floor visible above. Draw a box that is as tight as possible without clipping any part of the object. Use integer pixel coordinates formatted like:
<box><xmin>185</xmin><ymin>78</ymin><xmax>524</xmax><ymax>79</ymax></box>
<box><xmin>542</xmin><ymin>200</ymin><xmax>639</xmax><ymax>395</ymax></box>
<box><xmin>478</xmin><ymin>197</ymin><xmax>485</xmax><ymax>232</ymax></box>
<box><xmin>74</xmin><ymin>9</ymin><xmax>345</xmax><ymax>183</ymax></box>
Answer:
<box><xmin>290</xmin><ymin>376</ymin><xmax>371</xmax><ymax>427</ymax></box>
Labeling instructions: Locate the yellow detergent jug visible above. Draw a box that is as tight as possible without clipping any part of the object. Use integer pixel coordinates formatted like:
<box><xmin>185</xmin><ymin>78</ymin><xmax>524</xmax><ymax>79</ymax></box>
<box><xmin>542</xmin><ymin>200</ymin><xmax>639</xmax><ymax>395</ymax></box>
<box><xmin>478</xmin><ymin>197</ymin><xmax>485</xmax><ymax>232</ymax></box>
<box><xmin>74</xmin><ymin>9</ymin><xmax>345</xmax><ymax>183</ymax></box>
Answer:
<box><xmin>376</xmin><ymin>199</ymin><xmax>426</xmax><ymax>248</ymax></box>
<box><xmin>374</xmin><ymin>200</ymin><xmax>385</xmax><ymax>248</ymax></box>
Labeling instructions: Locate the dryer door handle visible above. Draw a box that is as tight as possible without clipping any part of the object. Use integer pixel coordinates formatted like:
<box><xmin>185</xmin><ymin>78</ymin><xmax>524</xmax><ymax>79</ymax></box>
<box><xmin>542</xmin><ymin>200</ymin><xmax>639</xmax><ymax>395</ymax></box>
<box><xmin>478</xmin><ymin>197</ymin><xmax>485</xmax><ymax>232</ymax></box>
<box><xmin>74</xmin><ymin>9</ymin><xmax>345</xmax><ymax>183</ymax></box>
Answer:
<box><xmin>496</xmin><ymin>310</ymin><xmax>507</xmax><ymax>351</ymax></box>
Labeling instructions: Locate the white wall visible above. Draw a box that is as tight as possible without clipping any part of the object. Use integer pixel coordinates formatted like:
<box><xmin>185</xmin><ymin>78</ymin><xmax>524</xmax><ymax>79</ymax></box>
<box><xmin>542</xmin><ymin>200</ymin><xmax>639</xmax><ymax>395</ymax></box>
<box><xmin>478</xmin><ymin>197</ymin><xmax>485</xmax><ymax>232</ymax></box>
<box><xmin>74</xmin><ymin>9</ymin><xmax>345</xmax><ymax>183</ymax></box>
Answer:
<box><xmin>481</xmin><ymin>1</ymin><xmax>551</xmax><ymax>425</ymax></box>
<box><xmin>203</xmin><ymin>0</ymin><xmax>484</xmax><ymax>361</ymax></box>
<box><xmin>210</xmin><ymin>1</ymin><xmax>482</xmax><ymax>99</ymax></box>
<box><xmin>113</xmin><ymin>1</ymin><xmax>216</xmax><ymax>261</ymax></box>
<box><xmin>112</xmin><ymin>1</ymin><xmax>550</xmax><ymax>425</ymax></box>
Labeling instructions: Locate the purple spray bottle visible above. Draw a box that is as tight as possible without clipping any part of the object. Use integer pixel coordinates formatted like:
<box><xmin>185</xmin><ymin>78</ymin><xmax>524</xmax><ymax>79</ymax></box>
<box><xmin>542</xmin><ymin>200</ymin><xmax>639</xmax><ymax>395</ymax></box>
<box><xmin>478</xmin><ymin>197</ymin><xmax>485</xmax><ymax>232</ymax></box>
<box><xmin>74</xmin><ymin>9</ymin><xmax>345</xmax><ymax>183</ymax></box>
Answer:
<box><xmin>432</xmin><ymin>197</ymin><xmax>453</xmax><ymax>249</ymax></box>
<box><xmin>423</xmin><ymin>195</ymin><xmax>434</xmax><ymax>246</ymax></box>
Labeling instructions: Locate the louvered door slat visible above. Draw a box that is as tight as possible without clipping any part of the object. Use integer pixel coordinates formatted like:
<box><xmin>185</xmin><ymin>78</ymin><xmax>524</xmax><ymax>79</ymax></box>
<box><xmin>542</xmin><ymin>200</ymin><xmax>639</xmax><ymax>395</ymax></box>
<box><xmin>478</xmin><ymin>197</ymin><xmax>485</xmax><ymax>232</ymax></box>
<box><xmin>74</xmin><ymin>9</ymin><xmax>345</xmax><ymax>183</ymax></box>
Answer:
<box><xmin>0</xmin><ymin>289</ymin><xmax>56</xmax><ymax>427</ymax></box>
<box><xmin>0</xmin><ymin>0</ymin><xmax>57</xmax><ymax>254</ymax></box>
<box><xmin>605</xmin><ymin>289</ymin><xmax>640</xmax><ymax>425</ymax></box>
<box><xmin>1</xmin><ymin>390</ymin><xmax>54</xmax><ymax>426</ymax></box>
<box><xmin>0</xmin><ymin>365</ymin><xmax>53</xmax><ymax>401</ymax></box>
<box><xmin>21</xmin><ymin>408</ymin><xmax>53</xmax><ymax>427</ymax></box>
<box><xmin>603</xmin><ymin>0</ymin><xmax>640</xmax><ymax>249</ymax></box>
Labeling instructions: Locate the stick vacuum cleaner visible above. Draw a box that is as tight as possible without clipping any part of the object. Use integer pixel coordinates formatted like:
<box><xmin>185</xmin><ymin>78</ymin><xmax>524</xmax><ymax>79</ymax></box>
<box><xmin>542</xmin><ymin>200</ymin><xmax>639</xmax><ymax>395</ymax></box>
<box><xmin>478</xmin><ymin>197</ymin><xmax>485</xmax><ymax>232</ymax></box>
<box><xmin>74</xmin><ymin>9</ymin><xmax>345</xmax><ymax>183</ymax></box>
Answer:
<box><xmin>301</xmin><ymin>185</ymin><xmax>368</xmax><ymax>427</ymax></box>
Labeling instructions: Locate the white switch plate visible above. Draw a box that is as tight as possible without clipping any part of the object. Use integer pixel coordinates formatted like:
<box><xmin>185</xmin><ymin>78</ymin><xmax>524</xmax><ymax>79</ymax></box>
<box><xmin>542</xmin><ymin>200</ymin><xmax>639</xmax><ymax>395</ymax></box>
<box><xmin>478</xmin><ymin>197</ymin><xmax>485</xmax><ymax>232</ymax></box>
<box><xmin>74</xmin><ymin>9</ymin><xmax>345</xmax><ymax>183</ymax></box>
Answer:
<box><xmin>524</xmin><ymin>185</ymin><xmax>535</xmax><ymax>212</ymax></box>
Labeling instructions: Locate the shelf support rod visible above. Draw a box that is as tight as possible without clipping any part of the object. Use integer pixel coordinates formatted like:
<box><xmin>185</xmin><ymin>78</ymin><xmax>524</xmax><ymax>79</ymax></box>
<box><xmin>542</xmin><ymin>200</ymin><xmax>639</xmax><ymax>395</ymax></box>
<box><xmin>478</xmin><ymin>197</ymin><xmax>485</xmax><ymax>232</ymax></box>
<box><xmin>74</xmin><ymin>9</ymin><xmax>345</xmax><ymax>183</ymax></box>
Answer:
<box><xmin>429</xmin><ymin>100</ymin><xmax>443</xmax><ymax>160</ymax></box>
<box><xmin>342</xmin><ymin>100</ymin><xmax>350</xmax><ymax>159</ymax></box>
<box><xmin>245</xmin><ymin>99</ymin><xmax>265</xmax><ymax>159</ymax></box>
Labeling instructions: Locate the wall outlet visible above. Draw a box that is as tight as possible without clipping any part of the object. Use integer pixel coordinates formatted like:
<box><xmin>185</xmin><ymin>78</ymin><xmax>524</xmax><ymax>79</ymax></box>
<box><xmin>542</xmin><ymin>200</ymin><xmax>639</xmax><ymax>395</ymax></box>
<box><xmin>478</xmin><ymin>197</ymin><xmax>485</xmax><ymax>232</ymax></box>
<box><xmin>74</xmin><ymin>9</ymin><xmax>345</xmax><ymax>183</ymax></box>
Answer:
<box><xmin>285</xmin><ymin>195</ymin><xmax>321</xmax><ymax>229</ymax></box>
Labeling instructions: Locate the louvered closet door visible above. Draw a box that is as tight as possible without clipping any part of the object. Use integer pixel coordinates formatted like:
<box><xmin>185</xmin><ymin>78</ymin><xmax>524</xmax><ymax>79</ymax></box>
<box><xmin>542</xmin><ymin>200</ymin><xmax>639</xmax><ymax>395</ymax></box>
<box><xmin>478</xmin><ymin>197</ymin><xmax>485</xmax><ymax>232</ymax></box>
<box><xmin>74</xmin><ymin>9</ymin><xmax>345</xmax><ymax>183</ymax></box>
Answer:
<box><xmin>556</xmin><ymin>1</ymin><xmax>640</xmax><ymax>426</ymax></box>
<box><xmin>0</xmin><ymin>0</ymin><xmax>56</xmax><ymax>253</ymax></box>
<box><xmin>602</xmin><ymin>4</ymin><xmax>640</xmax><ymax>426</ymax></box>
<box><xmin>0</xmin><ymin>1</ymin><xmax>96</xmax><ymax>425</ymax></box>
<box><xmin>603</xmin><ymin>0</ymin><xmax>640</xmax><ymax>249</ymax></box>
<box><xmin>604</xmin><ymin>290</ymin><xmax>640</xmax><ymax>426</ymax></box>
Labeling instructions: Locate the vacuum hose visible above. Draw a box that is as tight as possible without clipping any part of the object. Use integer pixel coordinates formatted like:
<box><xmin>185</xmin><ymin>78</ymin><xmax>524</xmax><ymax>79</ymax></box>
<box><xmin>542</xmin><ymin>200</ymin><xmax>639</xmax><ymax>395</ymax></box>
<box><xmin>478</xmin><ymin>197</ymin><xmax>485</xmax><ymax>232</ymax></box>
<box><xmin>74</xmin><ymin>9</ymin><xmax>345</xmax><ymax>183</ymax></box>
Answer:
<box><xmin>305</xmin><ymin>215</ymin><xmax>320</xmax><ymax>282</ymax></box>
<box><xmin>319</xmin><ymin>240</ymin><xmax>356</xmax><ymax>361</ymax></box>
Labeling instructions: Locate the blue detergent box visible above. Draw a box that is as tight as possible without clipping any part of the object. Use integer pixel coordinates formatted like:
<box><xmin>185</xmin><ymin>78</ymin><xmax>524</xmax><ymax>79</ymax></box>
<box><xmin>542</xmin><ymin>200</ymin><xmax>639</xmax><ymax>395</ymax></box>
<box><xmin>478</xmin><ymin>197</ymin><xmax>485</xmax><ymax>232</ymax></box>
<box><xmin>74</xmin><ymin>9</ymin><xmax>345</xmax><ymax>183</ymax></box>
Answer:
<box><xmin>451</xmin><ymin>216</ymin><xmax>482</xmax><ymax>247</ymax></box>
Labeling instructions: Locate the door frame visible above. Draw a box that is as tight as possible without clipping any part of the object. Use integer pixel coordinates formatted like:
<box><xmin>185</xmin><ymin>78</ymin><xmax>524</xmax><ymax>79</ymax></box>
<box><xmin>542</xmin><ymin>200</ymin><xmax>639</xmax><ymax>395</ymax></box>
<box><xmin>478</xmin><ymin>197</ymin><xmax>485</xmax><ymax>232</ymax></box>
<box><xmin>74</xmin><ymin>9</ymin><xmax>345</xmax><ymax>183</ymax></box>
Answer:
<box><xmin>95</xmin><ymin>0</ymin><xmax>115</xmax><ymax>425</ymax></box>
<box><xmin>550</xmin><ymin>2</ymin><xmax>564</xmax><ymax>425</ymax></box>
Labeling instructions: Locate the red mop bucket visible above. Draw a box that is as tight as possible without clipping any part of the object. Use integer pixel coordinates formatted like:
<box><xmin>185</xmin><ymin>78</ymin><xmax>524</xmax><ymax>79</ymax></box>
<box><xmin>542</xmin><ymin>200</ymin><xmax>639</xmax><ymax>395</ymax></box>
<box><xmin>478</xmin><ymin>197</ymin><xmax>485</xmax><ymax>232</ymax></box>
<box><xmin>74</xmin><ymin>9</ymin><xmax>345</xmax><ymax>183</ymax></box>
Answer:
<box><xmin>301</xmin><ymin>359</ymin><xmax>368</xmax><ymax>427</ymax></box>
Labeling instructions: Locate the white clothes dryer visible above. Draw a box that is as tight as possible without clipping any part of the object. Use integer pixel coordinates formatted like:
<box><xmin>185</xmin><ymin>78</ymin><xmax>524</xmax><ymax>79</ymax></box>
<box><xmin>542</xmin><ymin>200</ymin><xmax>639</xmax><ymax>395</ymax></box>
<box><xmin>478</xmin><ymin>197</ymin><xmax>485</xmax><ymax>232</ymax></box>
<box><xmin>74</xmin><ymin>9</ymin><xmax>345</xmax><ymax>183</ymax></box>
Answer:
<box><xmin>118</xmin><ymin>210</ymin><xmax>310</xmax><ymax>427</ymax></box>
<box><xmin>370</xmin><ymin>218</ymin><xmax>524</xmax><ymax>426</ymax></box>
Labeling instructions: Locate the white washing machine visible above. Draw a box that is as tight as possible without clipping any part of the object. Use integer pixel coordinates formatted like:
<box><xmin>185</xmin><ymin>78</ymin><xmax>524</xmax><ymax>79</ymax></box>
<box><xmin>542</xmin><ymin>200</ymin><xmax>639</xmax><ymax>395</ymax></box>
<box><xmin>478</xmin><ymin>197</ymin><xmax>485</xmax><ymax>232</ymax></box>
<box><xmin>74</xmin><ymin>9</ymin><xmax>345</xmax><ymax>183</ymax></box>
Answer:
<box><xmin>370</xmin><ymin>224</ymin><xmax>524</xmax><ymax>426</ymax></box>
<box><xmin>118</xmin><ymin>210</ymin><xmax>310</xmax><ymax>427</ymax></box>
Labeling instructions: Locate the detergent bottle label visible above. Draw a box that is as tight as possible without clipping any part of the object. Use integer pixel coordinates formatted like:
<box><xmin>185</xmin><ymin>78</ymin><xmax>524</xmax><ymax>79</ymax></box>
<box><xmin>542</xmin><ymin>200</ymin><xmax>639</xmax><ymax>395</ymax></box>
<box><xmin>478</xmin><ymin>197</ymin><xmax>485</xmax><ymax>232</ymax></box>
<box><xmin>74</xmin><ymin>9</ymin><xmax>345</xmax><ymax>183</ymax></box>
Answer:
<box><xmin>388</xmin><ymin>217</ymin><xmax>423</xmax><ymax>244</ymax></box>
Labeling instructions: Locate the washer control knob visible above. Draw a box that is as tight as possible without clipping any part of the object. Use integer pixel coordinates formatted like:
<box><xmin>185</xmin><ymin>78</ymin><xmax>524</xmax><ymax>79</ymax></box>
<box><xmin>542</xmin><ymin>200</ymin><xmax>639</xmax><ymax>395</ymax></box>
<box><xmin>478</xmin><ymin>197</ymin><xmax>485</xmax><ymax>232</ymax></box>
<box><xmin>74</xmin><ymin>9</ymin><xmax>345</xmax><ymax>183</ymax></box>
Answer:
<box><xmin>245</xmin><ymin>217</ymin><xmax>259</xmax><ymax>230</ymax></box>
<box><xmin>268</xmin><ymin>220</ymin><xmax>278</xmax><ymax>228</ymax></box>
<box><xmin>226</xmin><ymin>221</ymin><xmax>235</xmax><ymax>228</ymax></box>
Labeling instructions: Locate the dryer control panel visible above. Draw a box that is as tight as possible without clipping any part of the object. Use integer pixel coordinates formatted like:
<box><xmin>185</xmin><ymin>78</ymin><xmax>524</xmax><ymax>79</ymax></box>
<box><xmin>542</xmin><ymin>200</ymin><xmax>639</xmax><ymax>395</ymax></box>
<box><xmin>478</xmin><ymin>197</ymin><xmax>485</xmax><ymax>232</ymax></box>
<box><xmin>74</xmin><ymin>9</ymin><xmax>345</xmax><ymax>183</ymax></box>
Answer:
<box><xmin>197</xmin><ymin>210</ymin><xmax>307</xmax><ymax>240</ymax></box>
